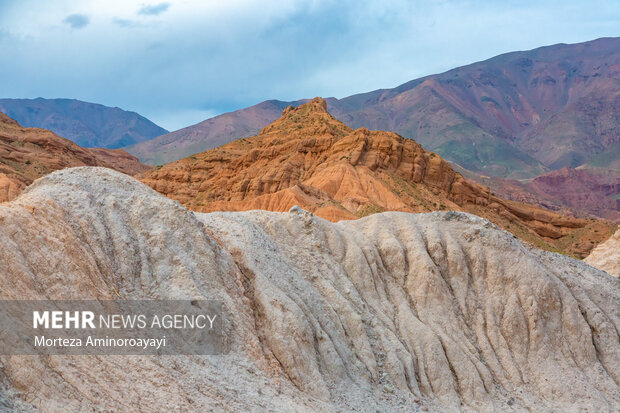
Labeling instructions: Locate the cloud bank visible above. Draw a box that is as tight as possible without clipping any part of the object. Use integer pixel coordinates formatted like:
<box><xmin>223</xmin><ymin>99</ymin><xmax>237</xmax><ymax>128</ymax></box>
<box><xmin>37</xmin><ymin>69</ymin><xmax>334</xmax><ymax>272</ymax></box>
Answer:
<box><xmin>0</xmin><ymin>0</ymin><xmax>619</xmax><ymax>131</ymax></box>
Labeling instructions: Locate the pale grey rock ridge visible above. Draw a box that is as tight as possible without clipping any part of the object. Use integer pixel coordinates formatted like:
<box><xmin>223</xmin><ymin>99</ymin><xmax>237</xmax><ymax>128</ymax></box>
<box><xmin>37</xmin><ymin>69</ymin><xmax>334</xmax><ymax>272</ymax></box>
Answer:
<box><xmin>0</xmin><ymin>167</ymin><xmax>617</xmax><ymax>412</ymax></box>
<box><xmin>586</xmin><ymin>229</ymin><xmax>620</xmax><ymax>278</ymax></box>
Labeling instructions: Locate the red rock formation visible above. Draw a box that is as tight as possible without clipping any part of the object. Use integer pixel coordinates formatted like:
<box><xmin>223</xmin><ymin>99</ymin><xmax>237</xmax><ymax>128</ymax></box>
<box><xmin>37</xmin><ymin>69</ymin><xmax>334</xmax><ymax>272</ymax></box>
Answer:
<box><xmin>141</xmin><ymin>98</ymin><xmax>615</xmax><ymax>257</ymax></box>
<box><xmin>0</xmin><ymin>113</ymin><xmax>150</xmax><ymax>203</ymax></box>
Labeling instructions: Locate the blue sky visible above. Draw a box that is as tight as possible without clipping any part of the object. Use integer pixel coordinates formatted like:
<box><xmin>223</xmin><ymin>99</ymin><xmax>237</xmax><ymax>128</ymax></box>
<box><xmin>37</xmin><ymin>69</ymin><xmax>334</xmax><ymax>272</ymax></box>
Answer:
<box><xmin>1</xmin><ymin>0</ymin><xmax>619</xmax><ymax>131</ymax></box>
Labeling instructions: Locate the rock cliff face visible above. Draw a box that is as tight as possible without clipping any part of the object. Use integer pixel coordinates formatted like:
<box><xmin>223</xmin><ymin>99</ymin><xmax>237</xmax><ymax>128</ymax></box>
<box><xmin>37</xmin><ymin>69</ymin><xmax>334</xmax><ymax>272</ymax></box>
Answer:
<box><xmin>141</xmin><ymin>98</ymin><xmax>614</xmax><ymax>258</ymax></box>
<box><xmin>0</xmin><ymin>113</ymin><xmax>149</xmax><ymax>203</ymax></box>
<box><xmin>0</xmin><ymin>167</ymin><xmax>618</xmax><ymax>412</ymax></box>
<box><xmin>586</xmin><ymin>229</ymin><xmax>620</xmax><ymax>278</ymax></box>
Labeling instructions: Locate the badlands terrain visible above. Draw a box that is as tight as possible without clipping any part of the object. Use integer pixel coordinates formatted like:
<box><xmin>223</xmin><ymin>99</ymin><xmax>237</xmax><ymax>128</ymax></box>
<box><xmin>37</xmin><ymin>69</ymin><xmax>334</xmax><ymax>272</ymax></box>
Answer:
<box><xmin>0</xmin><ymin>35</ymin><xmax>618</xmax><ymax>412</ymax></box>
<box><xmin>0</xmin><ymin>167</ymin><xmax>618</xmax><ymax>412</ymax></box>
<box><xmin>0</xmin><ymin>113</ymin><xmax>148</xmax><ymax>203</ymax></box>
<box><xmin>141</xmin><ymin>98</ymin><xmax>615</xmax><ymax>258</ymax></box>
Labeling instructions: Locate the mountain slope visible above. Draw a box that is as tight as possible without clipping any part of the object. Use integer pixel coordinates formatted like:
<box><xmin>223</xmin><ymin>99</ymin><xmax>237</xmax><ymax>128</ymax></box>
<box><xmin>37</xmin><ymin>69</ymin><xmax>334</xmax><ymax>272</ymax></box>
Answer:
<box><xmin>463</xmin><ymin>167</ymin><xmax>620</xmax><ymax>222</ymax></box>
<box><xmin>0</xmin><ymin>98</ymin><xmax>167</xmax><ymax>148</ymax></box>
<box><xmin>0</xmin><ymin>113</ymin><xmax>149</xmax><ymax>202</ymax></box>
<box><xmin>126</xmin><ymin>100</ymin><xmax>291</xmax><ymax>165</ymax></box>
<box><xmin>0</xmin><ymin>167</ymin><xmax>618</xmax><ymax>412</ymax></box>
<box><xmin>140</xmin><ymin>98</ymin><xmax>615</xmax><ymax>258</ymax></box>
<box><xmin>331</xmin><ymin>37</ymin><xmax>620</xmax><ymax>176</ymax></box>
<box><xmin>128</xmin><ymin>37</ymin><xmax>620</xmax><ymax>180</ymax></box>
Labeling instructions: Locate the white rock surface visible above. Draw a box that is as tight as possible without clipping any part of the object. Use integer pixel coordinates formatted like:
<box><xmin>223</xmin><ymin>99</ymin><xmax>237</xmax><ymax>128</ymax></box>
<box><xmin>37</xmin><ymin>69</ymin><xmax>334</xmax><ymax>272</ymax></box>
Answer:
<box><xmin>0</xmin><ymin>167</ymin><xmax>618</xmax><ymax>412</ymax></box>
<box><xmin>586</xmin><ymin>229</ymin><xmax>620</xmax><ymax>278</ymax></box>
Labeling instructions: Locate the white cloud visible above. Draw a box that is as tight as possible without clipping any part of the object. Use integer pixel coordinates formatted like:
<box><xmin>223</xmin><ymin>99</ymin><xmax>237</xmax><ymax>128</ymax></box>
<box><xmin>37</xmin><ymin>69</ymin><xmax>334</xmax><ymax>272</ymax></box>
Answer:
<box><xmin>138</xmin><ymin>2</ymin><xmax>171</xmax><ymax>16</ymax></box>
<box><xmin>63</xmin><ymin>13</ymin><xmax>90</xmax><ymax>29</ymax></box>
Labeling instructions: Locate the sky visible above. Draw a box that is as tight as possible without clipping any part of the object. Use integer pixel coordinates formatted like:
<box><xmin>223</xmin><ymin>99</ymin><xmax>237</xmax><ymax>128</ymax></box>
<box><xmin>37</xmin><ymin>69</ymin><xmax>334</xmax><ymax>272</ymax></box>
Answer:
<box><xmin>1</xmin><ymin>0</ymin><xmax>620</xmax><ymax>131</ymax></box>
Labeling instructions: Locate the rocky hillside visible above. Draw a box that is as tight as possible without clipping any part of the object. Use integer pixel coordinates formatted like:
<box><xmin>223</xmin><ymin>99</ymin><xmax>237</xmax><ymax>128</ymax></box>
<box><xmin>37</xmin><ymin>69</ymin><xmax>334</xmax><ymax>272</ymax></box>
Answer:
<box><xmin>0</xmin><ymin>98</ymin><xmax>167</xmax><ymax>148</ymax></box>
<box><xmin>586</xmin><ymin>229</ymin><xmax>620</xmax><ymax>278</ymax></box>
<box><xmin>330</xmin><ymin>37</ymin><xmax>620</xmax><ymax>177</ymax></box>
<box><xmin>128</xmin><ymin>37</ymin><xmax>620</xmax><ymax>178</ymax></box>
<box><xmin>141</xmin><ymin>98</ymin><xmax>615</xmax><ymax>258</ymax></box>
<box><xmin>0</xmin><ymin>113</ymin><xmax>149</xmax><ymax>202</ymax></box>
<box><xmin>0</xmin><ymin>167</ymin><xmax>618</xmax><ymax>412</ymax></box>
<box><xmin>465</xmin><ymin>167</ymin><xmax>620</xmax><ymax>222</ymax></box>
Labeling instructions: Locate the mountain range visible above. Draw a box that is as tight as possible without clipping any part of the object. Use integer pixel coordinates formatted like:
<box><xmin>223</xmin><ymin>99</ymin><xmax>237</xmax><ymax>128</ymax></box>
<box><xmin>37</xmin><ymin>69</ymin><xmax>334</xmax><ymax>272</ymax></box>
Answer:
<box><xmin>1</xmin><ymin>34</ymin><xmax>619</xmax><ymax>412</ymax></box>
<box><xmin>0</xmin><ymin>98</ymin><xmax>167</xmax><ymax>149</ymax></box>
<box><xmin>140</xmin><ymin>98</ymin><xmax>615</xmax><ymax>258</ymax></box>
<box><xmin>2</xmin><ymin>38</ymin><xmax>619</xmax><ymax>225</ymax></box>
<box><xmin>128</xmin><ymin>37</ymin><xmax>620</xmax><ymax>179</ymax></box>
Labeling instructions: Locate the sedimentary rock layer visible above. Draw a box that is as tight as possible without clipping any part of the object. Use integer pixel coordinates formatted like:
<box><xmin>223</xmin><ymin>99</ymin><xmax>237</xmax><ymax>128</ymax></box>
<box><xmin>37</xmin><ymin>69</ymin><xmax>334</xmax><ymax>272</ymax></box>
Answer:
<box><xmin>0</xmin><ymin>113</ymin><xmax>149</xmax><ymax>203</ymax></box>
<box><xmin>141</xmin><ymin>98</ymin><xmax>615</xmax><ymax>258</ymax></box>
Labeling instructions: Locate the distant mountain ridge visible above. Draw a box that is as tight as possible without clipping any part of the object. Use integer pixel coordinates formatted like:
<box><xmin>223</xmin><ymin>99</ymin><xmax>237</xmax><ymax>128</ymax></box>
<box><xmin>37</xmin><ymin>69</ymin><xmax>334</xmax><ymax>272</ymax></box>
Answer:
<box><xmin>127</xmin><ymin>37</ymin><xmax>620</xmax><ymax>179</ymax></box>
<box><xmin>329</xmin><ymin>37</ymin><xmax>620</xmax><ymax>176</ymax></box>
<box><xmin>0</xmin><ymin>98</ymin><xmax>167</xmax><ymax>149</ymax></box>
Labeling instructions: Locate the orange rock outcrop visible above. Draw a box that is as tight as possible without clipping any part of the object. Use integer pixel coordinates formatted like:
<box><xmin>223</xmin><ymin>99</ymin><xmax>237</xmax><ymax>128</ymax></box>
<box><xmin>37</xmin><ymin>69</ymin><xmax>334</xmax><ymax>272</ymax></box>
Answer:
<box><xmin>0</xmin><ymin>113</ymin><xmax>150</xmax><ymax>202</ymax></box>
<box><xmin>141</xmin><ymin>98</ymin><xmax>615</xmax><ymax>257</ymax></box>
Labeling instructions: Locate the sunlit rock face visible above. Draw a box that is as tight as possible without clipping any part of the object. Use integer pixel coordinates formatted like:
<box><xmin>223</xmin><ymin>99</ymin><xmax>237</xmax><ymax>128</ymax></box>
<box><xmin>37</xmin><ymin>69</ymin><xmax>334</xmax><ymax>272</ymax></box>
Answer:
<box><xmin>140</xmin><ymin>98</ymin><xmax>615</xmax><ymax>258</ymax></box>
<box><xmin>586</xmin><ymin>229</ymin><xmax>620</xmax><ymax>278</ymax></box>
